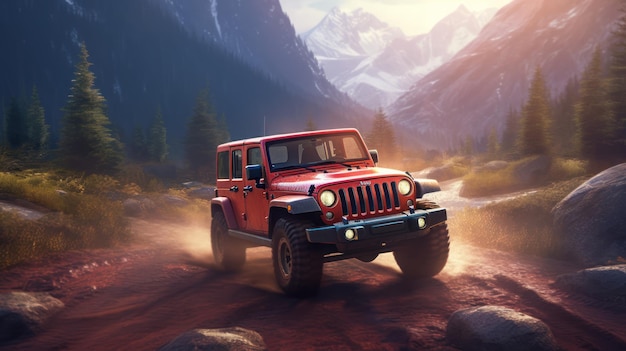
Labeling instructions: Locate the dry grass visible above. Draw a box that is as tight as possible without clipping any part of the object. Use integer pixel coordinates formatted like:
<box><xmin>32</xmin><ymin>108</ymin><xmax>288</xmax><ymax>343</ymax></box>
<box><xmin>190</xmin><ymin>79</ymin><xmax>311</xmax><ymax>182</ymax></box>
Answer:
<box><xmin>449</xmin><ymin>177</ymin><xmax>587</xmax><ymax>258</ymax></box>
<box><xmin>461</xmin><ymin>156</ymin><xmax>588</xmax><ymax>197</ymax></box>
<box><xmin>0</xmin><ymin>171</ymin><xmax>132</xmax><ymax>269</ymax></box>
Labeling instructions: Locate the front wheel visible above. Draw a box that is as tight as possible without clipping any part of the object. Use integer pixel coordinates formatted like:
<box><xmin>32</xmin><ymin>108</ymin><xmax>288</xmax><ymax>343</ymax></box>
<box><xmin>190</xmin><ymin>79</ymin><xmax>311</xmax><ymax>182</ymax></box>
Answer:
<box><xmin>393</xmin><ymin>223</ymin><xmax>449</xmax><ymax>279</ymax></box>
<box><xmin>211</xmin><ymin>211</ymin><xmax>246</xmax><ymax>272</ymax></box>
<box><xmin>272</xmin><ymin>218</ymin><xmax>323</xmax><ymax>297</ymax></box>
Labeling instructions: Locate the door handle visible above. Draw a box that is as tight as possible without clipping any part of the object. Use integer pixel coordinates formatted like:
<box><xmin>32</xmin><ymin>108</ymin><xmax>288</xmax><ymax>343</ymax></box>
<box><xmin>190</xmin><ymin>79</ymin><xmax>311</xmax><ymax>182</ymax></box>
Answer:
<box><xmin>230</xmin><ymin>186</ymin><xmax>239</xmax><ymax>192</ymax></box>
<box><xmin>243</xmin><ymin>185</ymin><xmax>253</xmax><ymax>192</ymax></box>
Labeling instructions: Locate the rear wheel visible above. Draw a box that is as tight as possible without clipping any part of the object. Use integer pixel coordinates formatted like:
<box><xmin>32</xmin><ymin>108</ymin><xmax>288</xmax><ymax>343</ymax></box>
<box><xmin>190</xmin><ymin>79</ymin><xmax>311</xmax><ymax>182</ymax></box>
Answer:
<box><xmin>211</xmin><ymin>211</ymin><xmax>246</xmax><ymax>271</ymax></box>
<box><xmin>393</xmin><ymin>200</ymin><xmax>449</xmax><ymax>278</ymax></box>
<box><xmin>272</xmin><ymin>218</ymin><xmax>323</xmax><ymax>297</ymax></box>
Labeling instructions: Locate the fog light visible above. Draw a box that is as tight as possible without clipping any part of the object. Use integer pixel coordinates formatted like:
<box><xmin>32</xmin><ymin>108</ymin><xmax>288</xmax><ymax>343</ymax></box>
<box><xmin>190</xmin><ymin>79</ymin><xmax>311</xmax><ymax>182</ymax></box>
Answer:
<box><xmin>325</xmin><ymin>212</ymin><xmax>334</xmax><ymax>220</ymax></box>
<box><xmin>345</xmin><ymin>229</ymin><xmax>356</xmax><ymax>241</ymax></box>
<box><xmin>417</xmin><ymin>217</ymin><xmax>427</xmax><ymax>229</ymax></box>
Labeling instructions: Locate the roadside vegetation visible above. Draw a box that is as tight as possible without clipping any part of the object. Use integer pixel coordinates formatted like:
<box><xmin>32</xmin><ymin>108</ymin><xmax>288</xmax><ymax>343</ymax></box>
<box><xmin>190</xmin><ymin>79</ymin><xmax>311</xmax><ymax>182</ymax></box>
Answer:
<box><xmin>0</xmin><ymin>43</ymin><xmax>219</xmax><ymax>269</ymax></box>
<box><xmin>449</xmin><ymin>177</ymin><xmax>586</xmax><ymax>259</ymax></box>
<box><xmin>0</xmin><ymin>169</ymin><xmax>131</xmax><ymax>269</ymax></box>
<box><xmin>431</xmin><ymin>18</ymin><xmax>626</xmax><ymax>258</ymax></box>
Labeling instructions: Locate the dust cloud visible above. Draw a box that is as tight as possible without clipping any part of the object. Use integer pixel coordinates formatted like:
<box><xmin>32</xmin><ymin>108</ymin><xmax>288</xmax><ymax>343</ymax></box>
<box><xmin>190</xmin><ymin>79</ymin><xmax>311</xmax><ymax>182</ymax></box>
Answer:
<box><xmin>177</xmin><ymin>225</ymin><xmax>214</xmax><ymax>264</ymax></box>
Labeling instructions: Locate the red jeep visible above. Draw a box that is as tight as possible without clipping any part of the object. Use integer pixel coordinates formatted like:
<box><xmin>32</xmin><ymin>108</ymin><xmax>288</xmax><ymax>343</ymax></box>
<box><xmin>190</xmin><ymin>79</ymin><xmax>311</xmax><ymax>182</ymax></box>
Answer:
<box><xmin>211</xmin><ymin>128</ymin><xmax>448</xmax><ymax>296</ymax></box>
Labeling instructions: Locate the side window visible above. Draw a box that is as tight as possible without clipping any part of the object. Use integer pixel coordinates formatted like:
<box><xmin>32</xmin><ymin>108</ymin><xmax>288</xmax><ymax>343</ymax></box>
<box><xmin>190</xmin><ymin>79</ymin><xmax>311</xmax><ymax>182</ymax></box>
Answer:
<box><xmin>217</xmin><ymin>151</ymin><xmax>229</xmax><ymax>179</ymax></box>
<box><xmin>232</xmin><ymin>149</ymin><xmax>243</xmax><ymax>179</ymax></box>
<box><xmin>247</xmin><ymin>147</ymin><xmax>262</xmax><ymax>165</ymax></box>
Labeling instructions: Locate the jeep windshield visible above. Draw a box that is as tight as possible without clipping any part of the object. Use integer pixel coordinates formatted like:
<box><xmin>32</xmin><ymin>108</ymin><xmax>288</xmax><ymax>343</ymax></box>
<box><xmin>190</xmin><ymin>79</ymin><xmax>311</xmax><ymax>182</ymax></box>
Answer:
<box><xmin>267</xmin><ymin>132</ymin><xmax>369</xmax><ymax>172</ymax></box>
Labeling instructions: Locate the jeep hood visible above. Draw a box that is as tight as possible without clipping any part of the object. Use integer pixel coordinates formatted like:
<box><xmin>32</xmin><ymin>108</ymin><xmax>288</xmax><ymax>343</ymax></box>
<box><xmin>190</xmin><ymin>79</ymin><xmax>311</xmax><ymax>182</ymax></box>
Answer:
<box><xmin>270</xmin><ymin>167</ymin><xmax>409</xmax><ymax>194</ymax></box>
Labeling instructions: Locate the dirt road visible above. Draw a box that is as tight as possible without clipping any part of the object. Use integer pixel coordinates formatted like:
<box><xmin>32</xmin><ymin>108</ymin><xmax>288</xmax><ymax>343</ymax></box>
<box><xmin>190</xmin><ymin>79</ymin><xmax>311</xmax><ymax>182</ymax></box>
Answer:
<box><xmin>1</xmin><ymin>214</ymin><xmax>625</xmax><ymax>350</ymax></box>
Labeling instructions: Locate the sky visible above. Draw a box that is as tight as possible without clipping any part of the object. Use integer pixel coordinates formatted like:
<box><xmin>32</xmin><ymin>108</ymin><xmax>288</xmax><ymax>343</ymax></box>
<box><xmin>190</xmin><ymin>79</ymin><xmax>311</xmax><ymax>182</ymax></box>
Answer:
<box><xmin>279</xmin><ymin>0</ymin><xmax>513</xmax><ymax>36</ymax></box>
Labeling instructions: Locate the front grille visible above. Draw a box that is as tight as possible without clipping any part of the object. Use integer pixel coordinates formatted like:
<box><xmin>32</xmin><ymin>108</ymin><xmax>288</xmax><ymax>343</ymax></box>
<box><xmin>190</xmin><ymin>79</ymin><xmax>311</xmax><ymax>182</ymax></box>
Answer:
<box><xmin>338</xmin><ymin>181</ymin><xmax>400</xmax><ymax>217</ymax></box>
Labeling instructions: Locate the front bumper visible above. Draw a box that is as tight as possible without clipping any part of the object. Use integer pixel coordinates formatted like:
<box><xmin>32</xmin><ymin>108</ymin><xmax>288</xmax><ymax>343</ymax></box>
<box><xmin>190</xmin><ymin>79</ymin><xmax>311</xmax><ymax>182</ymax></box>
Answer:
<box><xmin>306</xmin><ymin>207</ymin><xmax>447</xmax><ymax>252</ymax></box>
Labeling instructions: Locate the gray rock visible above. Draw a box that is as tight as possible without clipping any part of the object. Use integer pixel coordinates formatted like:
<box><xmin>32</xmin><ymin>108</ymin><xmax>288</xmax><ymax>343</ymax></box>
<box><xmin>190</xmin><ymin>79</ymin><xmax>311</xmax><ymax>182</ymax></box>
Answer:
<box><xmin>123</xmin><ymin>198</ymin><xmax>143</xmax><ymax>217</ymax></box>
<box><xmin>162</xmin><ymin>194</ymin><xmax>189</xmax><ymax>207</ymax></box>
<box><xmin>556</xmin><ymin>264</ymin><xmax>626</xmax><ymax>302</ymax></box>
<box><xmin>0</xmin><ymin>292</ymin><xmax>64</xmax><ymax>343</ymax></box>
<box><xmin>552</xmin><ymin>163</ymin><xmax>626</xmax><ymax>265</ymax></box>
<box><xmin>512</xmin><ymin>155</ymin><xmax>552</xmax><ymax>185</ymax></box>
<box><xmin>482</xmin><ymin>160</ymin><xmax>509</xmax><ymax>171</ymax></box>
<box><xmin>182</xmin><ymin>181</ymin><xmax>204</xmax><ymax>189</ymax></box>
<box><xmin>446</xmin><ymin>306</ymin><xmax>558</xmax><ymax>351</ymax></box>
<box><xmin>123</xmin><ymin>196</ymin><xmax>158</xmax><ymax>217</ymax></box>
<box><xmin>158</xmin><ymin>327</ymin><xmax>266</xmax><ymax>351</ymax></box>
<box><xmin>187</xmin><ymin>186</ymin><xmax>215</xmax><ymax>200</ymax></box>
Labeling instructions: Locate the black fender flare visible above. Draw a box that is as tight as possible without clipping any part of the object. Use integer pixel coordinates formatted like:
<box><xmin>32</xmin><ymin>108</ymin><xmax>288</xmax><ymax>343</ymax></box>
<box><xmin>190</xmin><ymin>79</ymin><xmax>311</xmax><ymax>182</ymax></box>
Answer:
<box><xmin>414</xmin><ymin>178</ymin><xmax>441</xmax><ymax>198</ymax></box>
<box><xmin>269</xmin><ymin>195</ymin><xmax>322</xmax><ymax>215</ymax></box>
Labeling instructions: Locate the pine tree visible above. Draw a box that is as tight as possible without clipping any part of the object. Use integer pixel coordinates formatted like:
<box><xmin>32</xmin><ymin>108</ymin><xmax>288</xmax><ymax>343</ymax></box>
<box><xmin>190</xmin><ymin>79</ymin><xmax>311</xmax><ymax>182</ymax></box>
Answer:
<box><xmin>129</xmin><ymin>126</ymin><xmax>148</xmax><ymax>162</ymax></box>
<box><xmin>26</xmin><ymin>86</ymin><xmax>49</xmax><ymax>153</ymax></box>
<box><xmin>5</xmin><ymin>97</ymin><xmax>27</xmax><ymax>149</ymax></box>
<box><xmin>518</xmin><ymin>67</ymin><xmax>552</xmax><ymax>157</ymax></box>
<box><xmin>59</xmin><ymin>43</ymin><xmax>123</xmax><ymax>173</ymax></box>
<box><xmin>185</xmin><ymin>89</ymin><xmax>228</xmax><ymax>179</ymax></box>
<box><xmin>487</xmin><ymin>127</ymin><xmax>500</xmax><ymax>159</ymax></box>
<box><xmin>305</xmin><ymin>117</ymin><xmax>316</xmax><ymax>131</ymax></box>
<box><xmin>608</xmin><ymin>6</ymin><xmax>626</xmax><ymax>155</ymax></box>
<box><xmin>501</xmin><ymin>107</ymin><xmax>520</xmax><ymax>158</ymax></box>
<box><xmin>551</xmin><ymin>77</ymin><xmax>579</xmax><ymax>157</ymax></box>
<box><xmin>366</xmin><ymin>108</ymin><xmax>397</xmax><ymax>162</ymax></box>
<box><xmin>575</xmin><ymin>48</ymin><xmax>614</xmax><ymax>162</ymax></box>
<box><xmin>147</xmin><ymin>107</ymin><xmax>168</xmax><ymax>163</ymax></box>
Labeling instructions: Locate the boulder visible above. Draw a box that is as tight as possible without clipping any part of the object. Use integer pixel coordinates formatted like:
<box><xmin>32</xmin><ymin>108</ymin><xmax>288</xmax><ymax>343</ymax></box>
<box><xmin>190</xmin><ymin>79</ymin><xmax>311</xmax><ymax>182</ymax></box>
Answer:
<box><xmin>552</xmin><ymin>163</ymin><xmax>626</xmax><ymax>265</ymax></box>
<box><xmin>481</xmin><ymin>160</ymin><xmax>509</xmax><ymax>172</ymax></box>
<box><xmin>512</xmin><ymin>155</ymin><xmax>552</xmax><ymax>185</ymax></box>
<box><xmin>427</xmin><ymin>163</ymin><xmax>467</xmax><ymax>181</ymax></box>
<box><xmin>158</xmin><ymin>327</ymin><xmax>266</xmax><ymax>351</ymax></box>
<box><xmin>555</xmin><ymin>264</ymin><xmax>626</xmax><ymax>302</ymax></box>
<box><xmin>123</xmin><ymin>197</ymin><xmax>156</xmax><ymax>217</ymax></box>
<box><xmin>446</xmin><ymin>306</ymin><xmax>558</xmax><ymax>351</ymax></box>
<box><xmin>0</xmin><ymin>292</ymin><xmax>64</xmax><ymax>343</ymax></box>
<box><xmin>161</xmin><ymin>194</ymin><xmax>189</xmax><ymax>207</ymax></box>
<box><xmin>187</xmin><ymin>186</ymin><xmax>215</xmax><ymax>200</ymax></box>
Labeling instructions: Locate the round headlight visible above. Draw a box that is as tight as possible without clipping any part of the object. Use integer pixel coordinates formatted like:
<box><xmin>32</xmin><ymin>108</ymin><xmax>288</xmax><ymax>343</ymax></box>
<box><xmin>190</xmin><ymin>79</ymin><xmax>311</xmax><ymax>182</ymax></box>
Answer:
<box><xmin>320</xmin><ymin>190</ymin><xmax>337</xmax><ymax>207</ymax></box>
<box><xmin>345</xmin><ymin>229</ymin><xmax>356</xmax><ymax>241</ymax></box>
<box><xmin>398</xmin><ymin>179</ymin><xmax>412</xmax><ymax>196</ymax></box>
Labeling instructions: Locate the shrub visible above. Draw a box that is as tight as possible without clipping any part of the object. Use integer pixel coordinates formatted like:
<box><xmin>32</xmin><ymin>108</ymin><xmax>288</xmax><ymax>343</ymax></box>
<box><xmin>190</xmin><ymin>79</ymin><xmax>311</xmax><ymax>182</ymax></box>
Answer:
<box><xmin>0</xmin><ymin>171</ymin><xmax>132</xmax><ymax>268</ymax></box>
<box><xmin>460</xmin><ymin>157</ymin><xmax>589</xmax><ymax>198</ymax></box>
<box><xmin>449</xmin><ymin>177</ymin><xmax>586</xmax><ymax>258</ymax></box>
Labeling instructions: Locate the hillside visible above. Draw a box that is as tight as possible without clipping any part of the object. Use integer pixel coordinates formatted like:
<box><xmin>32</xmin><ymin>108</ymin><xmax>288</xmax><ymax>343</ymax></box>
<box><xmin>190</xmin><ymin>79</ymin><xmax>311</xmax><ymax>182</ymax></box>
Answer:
<box><xmin>0</xmin><ymin>0</ymin><xmax>363</xmax><ymax>156</ymax></box>
<box><xmin>388</xmin><ymin>0</ymin><xmax>622</xmax><ymax>150</ymax></box>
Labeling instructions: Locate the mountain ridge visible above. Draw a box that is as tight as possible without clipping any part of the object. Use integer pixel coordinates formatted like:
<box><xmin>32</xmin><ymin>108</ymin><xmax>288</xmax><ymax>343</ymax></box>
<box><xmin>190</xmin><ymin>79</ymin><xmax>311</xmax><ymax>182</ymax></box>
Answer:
<box><xmin>304</xmin><ymin>6</ymin><xmax>489</xmax><ymax>109</ymax></box>
<box><xmin>388</xmin><ymin>0</ymin><xmax>622</xmax><ymax>150</ymax></box>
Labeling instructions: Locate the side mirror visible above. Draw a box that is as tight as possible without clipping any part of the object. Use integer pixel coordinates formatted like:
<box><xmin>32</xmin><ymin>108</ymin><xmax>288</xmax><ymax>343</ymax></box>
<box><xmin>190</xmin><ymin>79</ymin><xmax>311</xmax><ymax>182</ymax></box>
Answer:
<box><xmin>246</xmin><ymin>164</ymin><xmax>266</xmax><ymax>189</ymax></box>
<box><xmin>369</xmin><ymin>149</ymin><xmax>379</xmax><ymax>164</ymax></box>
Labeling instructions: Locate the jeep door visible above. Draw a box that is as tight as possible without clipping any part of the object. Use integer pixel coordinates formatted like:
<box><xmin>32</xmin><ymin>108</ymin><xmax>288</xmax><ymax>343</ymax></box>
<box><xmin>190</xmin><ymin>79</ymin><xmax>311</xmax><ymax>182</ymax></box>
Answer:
<box><xmin>243</xmin><ymin>145</ymin><xmax>269</xmax><ymax>234</ymax></box>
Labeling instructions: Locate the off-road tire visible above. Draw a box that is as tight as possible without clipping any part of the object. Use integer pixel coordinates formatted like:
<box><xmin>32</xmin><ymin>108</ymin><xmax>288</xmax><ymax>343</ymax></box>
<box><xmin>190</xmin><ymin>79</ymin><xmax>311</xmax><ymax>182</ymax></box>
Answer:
<box><xmin>393</xmin><ymin>200</ymin><xmax>449</xmax><ymax>278</ymax></box>
<box><xmin>211</xmin><ymin>211</ymin><xmax>246</xmax><ymax>272</ymax></box>
<box><xmin>272</xmin><ymin>218</ymin><xmax>323</xmax><ymax>297</ymax></box>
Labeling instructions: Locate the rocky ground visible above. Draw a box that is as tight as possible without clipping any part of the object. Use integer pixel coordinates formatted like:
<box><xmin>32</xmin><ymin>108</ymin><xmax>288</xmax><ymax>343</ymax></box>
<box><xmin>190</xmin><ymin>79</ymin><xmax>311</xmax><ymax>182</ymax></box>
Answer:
<box><xmin>0</xmin><ymin>214</ymin><xmax>624</xmax><ymax>350</ymax></box>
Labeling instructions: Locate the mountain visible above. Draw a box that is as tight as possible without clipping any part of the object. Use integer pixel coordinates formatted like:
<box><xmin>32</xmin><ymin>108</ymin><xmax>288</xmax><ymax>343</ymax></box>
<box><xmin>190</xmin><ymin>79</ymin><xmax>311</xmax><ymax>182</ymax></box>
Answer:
<box><xmin>0</xmin><ymin>0</ymin><xmax>362</xmax><ymax>157</ymax></box>
<box><xmin>388</xmin><ymin>0</ymin><xmax>622</xmax><ymax>150</ymax></box>
<box><xmin>303</xmin><ymin>6</ymin><xmax>484</xmax><ymax>109</ymax></box>
<box><xmin>153</xmin><ymin>0</ymin><xmax>347</xmax><ymax>103</ymax></box>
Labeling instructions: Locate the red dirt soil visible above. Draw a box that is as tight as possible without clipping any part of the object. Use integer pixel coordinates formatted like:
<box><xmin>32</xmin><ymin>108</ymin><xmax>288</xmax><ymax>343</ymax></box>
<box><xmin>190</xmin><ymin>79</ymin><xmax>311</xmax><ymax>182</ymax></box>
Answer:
<box><xmin>1</xmin><ymin>218</ymin><xmax>625</xmax><ymax>350</ymax></box>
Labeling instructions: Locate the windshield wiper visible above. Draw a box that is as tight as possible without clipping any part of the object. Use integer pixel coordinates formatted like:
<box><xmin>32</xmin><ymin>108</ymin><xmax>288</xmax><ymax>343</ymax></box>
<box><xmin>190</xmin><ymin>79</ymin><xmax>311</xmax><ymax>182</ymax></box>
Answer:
<box><xmin>314</xmin><ymin>160</ymin><xmax>355</xmax><ymax>169</ymax></box>
<box><xmin>276</xmin><ymin>164</ymin><xmax>317</xmax><ymax>172</ymax></box>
